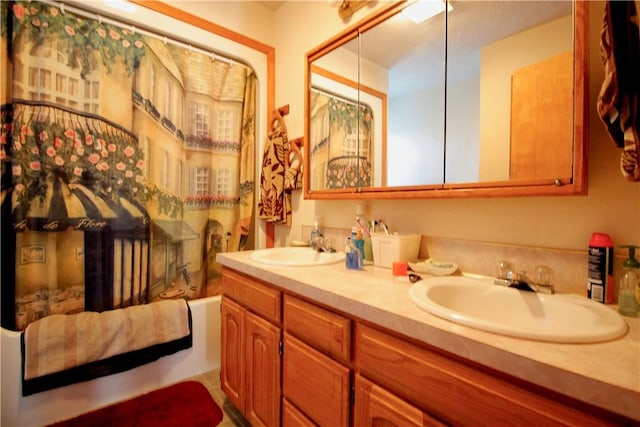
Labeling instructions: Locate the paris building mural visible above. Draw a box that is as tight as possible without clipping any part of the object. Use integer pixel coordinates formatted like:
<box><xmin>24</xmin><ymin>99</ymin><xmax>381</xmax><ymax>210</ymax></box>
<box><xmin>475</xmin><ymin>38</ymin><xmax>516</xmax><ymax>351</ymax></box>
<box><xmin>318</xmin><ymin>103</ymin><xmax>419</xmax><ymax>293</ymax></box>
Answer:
<box><xmin>0</xmin><ymin>1</ymin><xmax>256</xmax><ymax>330</ymax></box>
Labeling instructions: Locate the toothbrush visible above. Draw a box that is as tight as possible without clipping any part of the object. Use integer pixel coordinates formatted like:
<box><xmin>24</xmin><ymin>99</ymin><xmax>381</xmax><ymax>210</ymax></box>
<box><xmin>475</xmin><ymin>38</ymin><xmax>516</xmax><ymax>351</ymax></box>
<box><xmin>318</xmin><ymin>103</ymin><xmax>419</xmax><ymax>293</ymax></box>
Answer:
<box><xmin>379</xmin><ymin>220</ymin><xmax>390</xmax><ymax>235</ymax></box>
<box><xmin>355</xmin><ymin>216</ymin><xmax>371</xmax><ymax>237</ymax></box>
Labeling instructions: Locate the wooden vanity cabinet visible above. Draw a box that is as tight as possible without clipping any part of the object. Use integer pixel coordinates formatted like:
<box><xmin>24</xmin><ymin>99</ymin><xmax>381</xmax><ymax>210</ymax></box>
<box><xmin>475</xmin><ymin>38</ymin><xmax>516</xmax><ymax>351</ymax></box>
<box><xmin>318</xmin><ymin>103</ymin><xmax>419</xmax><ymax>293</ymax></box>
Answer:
<box><xmin>354</xmin><ymin>374</ymin><xmax>445</xmax><ymax>427</ymax></box>
<box><xmin>282</xmin><ymin>295</ymin><xmax>352</xmax><ymax>427</ymax></box>
<box><xmin>221</xmin><ymin>268</ymin><xmax>282</xmax><ymax>427</ymax></box>
<box><xmin>355</xmin><ymin>323</ymin><xmax>625</xmax><ymax>426</ymax></box>
<box><xmin>282</xmin><ymin>398</ymin><xmax>316</xmax><ymax>427</ymax></box>
<box><xmin>221</xmin><ymin>267</ymin><xmax>631</xmax><ymax>426</ymax></box>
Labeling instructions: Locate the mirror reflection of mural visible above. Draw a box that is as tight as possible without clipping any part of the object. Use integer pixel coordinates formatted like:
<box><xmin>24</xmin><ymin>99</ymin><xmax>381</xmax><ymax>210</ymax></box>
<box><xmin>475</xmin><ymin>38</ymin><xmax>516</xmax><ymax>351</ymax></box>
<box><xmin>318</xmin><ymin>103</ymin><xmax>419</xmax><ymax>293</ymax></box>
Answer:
<box><xmin>0</xmin><ymin>1</ymin><xmax>256</xmax><ymax>331</ymax></box>
<box><xmin>310</xmin><ymin>88</ymin><xmax>373</xmax><ymax>190</ymax></box>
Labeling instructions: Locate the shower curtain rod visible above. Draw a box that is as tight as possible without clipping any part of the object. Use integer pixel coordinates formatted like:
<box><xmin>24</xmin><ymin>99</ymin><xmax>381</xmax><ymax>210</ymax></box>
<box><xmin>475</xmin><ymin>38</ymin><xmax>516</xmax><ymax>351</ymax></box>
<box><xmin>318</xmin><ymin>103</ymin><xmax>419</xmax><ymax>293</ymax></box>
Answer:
<box><xmin>43</xmin><ymin>0</ymin><xmax>249</xmax><ymax>70</ymax></box>
<box><xmin>312</xmin><ymin>85</ymin><xmax>364</xmax><ymax>109</ymax></box>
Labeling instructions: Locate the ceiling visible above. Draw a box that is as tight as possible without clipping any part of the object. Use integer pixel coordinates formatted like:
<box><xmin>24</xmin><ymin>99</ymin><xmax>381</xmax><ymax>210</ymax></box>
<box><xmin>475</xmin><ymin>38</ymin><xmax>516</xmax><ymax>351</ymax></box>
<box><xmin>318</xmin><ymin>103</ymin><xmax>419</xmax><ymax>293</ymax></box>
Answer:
<box><xmin>252</xmin><ymin>1</ymin><xmax>287</xmax><ymax>11</ymax></box>
<box><xmin>340</xmin><ymin>1</ymin><xmax>572</xmax><ymax>96</ymax></box>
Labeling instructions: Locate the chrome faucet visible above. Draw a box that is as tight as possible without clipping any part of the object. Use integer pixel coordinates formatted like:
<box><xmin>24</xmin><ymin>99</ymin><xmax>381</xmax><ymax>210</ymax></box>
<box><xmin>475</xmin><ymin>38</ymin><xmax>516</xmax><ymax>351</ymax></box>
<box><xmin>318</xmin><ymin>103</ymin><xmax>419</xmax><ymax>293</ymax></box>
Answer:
<box><xmin>310</xmin><ymin>235</ymin><xmax>337</xmax><ymax>253</ymax></box>
<box><xmin>310</xmin><ymin>234</ymin><xmax>325</xmax><ymax>252</ymax></box>
<box><xmin>494</xmin><ymin>262</ymin><xmax>555</xmax><ymax>294</ymax></box>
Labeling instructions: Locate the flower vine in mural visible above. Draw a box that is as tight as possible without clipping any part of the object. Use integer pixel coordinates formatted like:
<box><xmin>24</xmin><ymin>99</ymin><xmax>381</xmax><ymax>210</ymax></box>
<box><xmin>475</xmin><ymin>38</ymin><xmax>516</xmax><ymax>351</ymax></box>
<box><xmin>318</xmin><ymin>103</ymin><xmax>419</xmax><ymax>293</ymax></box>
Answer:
<box><xmin>328</xmin><ymin>98</ymin><xmax>372</xmax><ymax>132</ymax></box>
<box><xmin>6</xmin><ymin>1</ymin><xmax>146</xmax><ymax>78</ymax></box>
<box><xmin>0</xmin><ymin>105</ymin><xmax>12</xmax><ymax>182</ymax></box>
<box><xmin>10</xmin><ymin>116</ymin><xmax>146</xmax><ymax>208</ymax></box>
<box><xmin>143</xmin><ymin>181</ymin><xmax>183</xmax><ymax>218</ymax></box>
<box><xmin>184</xmin><ymin>194</ymin><xmax>239</xmax><ymax>208</ymax></box>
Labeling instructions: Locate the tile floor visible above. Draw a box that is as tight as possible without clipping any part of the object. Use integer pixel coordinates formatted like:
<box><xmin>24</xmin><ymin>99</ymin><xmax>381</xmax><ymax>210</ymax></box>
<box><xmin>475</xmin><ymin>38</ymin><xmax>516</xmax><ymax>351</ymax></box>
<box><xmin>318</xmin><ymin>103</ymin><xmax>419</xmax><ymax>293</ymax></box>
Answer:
<box><xmin>188</xmin><ymin>369</ymin><xmax>250</xmax><ymax>427</ymax></box>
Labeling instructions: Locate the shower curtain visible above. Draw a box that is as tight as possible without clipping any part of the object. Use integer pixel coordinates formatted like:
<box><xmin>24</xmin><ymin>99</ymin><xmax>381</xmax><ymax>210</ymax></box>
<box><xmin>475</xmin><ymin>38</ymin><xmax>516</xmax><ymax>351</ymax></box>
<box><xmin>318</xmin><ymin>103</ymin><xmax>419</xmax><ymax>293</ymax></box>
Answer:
<box><xmin>0</xmin><ymin>1</ymin><xmax>256</xmax><ymax>331</ymax></box>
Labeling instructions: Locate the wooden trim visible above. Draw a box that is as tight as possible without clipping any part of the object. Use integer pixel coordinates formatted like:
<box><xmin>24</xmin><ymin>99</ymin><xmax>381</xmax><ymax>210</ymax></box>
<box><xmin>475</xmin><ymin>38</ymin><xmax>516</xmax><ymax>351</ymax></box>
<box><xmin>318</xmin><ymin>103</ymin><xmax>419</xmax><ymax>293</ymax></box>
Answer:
<box><xmin>572</xmin><ymin>0</ymin><xmax>589</xmax><ymax>195</ymax></box>
<box><xmin>130</xmin><ymin>1</ymin><xmax>277</xmax><ymax>247</ymax></box>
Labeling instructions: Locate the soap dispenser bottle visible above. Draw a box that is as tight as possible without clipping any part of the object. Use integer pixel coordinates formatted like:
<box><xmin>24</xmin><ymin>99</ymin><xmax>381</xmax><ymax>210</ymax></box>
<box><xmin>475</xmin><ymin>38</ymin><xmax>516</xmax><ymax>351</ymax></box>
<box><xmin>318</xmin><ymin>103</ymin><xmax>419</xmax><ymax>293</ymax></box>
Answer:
<box><xmin>618</xmin><ymin>245</ymin><xmax>640</xmax><ymax>317</ymax></box>
<box><xmin>310</xmin><ymin>217</ymin><xmax>322</xmax><ymax>245</ymax></box>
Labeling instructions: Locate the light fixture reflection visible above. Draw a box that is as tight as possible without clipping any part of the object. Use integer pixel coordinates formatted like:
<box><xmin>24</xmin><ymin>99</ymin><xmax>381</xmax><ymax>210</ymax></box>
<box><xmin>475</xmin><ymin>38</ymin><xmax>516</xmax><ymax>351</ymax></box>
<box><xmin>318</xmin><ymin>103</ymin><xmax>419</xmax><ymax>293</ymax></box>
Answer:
<box><xmin>402</xmin><ymin>0</ymin><xmax>452</xmax><ymax>24</ymax></box>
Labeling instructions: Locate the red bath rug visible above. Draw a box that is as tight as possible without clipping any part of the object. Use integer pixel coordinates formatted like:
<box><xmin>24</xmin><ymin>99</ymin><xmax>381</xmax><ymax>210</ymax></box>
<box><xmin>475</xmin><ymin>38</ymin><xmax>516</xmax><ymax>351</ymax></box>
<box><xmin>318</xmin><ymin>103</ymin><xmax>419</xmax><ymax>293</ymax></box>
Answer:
<box><xmin>47</xmin><ymin>380</ymin><xmax>224</xmax><ymax>427</ymax></box>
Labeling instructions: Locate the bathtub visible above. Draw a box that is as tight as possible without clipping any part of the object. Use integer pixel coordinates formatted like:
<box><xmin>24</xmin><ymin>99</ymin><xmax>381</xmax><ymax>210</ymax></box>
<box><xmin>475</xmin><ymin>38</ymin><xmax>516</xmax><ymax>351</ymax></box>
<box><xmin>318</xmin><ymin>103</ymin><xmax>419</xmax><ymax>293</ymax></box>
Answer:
<box><xmin>1</xmin><ymin>295</ymin><xmax>221</xmax><ymax>427</ymax></box>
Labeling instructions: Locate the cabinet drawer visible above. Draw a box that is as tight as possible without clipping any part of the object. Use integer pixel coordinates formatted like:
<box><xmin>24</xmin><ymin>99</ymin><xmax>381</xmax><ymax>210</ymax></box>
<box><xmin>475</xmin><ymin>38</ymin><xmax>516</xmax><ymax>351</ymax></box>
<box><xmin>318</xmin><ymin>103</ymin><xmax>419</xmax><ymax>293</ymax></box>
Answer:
<box><xmin>354</xmin><ymin>374</ymin><xmax>445</xmax><ymax>427</ymax></box>
<box><xmin>356</xmin><ymin>324</ymin><xmax>618</xmax><ymax>426</ymax></box>
<box><xmin>283</xmin><ymin>333</ymin><xmax>350</xmax><ymax>427</ymax></box>
<box><xmin>282</xmin><ymin>398</ymin><xmax>316</xmax><ymax>427</ymax></box>
<box><xmin>222</xmin><ymin>268</ymin><xmax>281</xmax><ymax>323</ymax></box>
<box><xmin>284</xmin><ymin>294</ymin><xmax>351</xmax><ymax>362</ymax></box>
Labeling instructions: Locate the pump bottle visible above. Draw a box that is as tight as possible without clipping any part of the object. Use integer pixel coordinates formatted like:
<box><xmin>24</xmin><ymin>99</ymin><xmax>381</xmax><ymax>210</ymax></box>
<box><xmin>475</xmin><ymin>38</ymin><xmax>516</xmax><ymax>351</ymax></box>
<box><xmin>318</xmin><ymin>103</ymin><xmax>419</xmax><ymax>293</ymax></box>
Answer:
<box><xmin>618</xmin><ymin>245</ymin><xmax>640</xmax><ymax>317</ymax></box>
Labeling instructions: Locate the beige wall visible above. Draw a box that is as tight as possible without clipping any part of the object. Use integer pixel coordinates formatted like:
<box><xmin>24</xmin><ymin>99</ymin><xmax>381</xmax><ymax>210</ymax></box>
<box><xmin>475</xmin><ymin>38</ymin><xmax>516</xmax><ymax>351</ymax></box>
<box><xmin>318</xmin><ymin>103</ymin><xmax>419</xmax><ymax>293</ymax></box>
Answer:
<box><xmin>173</xmin><ymin>0</ymin><xmax>639</xmax><ymax>252</ymax></box>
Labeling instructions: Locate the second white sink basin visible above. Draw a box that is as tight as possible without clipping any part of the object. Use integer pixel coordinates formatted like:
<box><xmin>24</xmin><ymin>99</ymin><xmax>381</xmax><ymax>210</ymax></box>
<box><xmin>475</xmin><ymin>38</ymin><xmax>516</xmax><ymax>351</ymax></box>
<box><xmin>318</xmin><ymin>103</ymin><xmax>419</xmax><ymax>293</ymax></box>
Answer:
<box><xmin>250</xmin><ymin>247</ymin><xmax>345</xmax><ymax>266</ymax></box>
<box><xmin>408</xmin><ymin>276</ymin><xmax>628</xmax><ymax>343</ymax></box>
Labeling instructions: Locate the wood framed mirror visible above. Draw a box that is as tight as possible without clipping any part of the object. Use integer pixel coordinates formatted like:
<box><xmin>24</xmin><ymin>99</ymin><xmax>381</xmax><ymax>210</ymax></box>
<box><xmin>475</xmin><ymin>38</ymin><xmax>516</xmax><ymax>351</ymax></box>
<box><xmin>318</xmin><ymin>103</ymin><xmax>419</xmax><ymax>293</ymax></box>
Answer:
<box><xmin>304</xmin><ymin>0</ymin><xmax>587</xmax><ymax>199</ymax></box>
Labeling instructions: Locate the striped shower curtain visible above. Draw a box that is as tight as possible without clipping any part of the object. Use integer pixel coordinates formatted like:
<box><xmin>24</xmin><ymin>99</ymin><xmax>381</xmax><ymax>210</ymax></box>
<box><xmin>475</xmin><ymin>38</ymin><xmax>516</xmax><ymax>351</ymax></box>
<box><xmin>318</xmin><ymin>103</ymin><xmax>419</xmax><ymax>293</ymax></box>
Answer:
<box><xmin>0</xmin><ymin>1</ymin><xmax>256</xmax><ymax>330</ymax></box>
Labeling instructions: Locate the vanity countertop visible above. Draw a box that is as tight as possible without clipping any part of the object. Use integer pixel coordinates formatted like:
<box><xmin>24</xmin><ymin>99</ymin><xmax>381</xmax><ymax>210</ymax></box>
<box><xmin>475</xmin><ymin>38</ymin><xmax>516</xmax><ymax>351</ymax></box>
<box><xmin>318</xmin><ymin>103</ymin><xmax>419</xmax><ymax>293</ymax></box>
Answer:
<box><xmin>217</xmin><ymin>251</ymin><xmax>640</xmax><ymax>421</ymax></box>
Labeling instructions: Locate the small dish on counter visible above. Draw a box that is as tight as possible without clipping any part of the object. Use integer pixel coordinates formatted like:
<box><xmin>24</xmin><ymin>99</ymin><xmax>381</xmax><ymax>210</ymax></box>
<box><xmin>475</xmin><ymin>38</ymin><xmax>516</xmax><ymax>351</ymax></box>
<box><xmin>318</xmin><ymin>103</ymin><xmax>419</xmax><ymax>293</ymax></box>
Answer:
<box><xmin>409</xmin><ymin>259</ymin><xmax>458</xmax><ymax>276</ymax></box>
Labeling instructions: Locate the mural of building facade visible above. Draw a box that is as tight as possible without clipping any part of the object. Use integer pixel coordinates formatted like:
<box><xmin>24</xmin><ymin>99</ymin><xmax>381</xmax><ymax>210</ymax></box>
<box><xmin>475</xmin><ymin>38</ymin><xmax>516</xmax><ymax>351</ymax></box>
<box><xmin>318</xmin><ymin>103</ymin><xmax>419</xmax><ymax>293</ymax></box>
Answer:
<box><xmin>309</xmin><ymin>88</ymin><xmax>373</xmax><ymax>190</ymax></box>
<box><xmin>0</xmin><ymin>2</ymin><xmax>256</xmax><ymax>330</ymax></box>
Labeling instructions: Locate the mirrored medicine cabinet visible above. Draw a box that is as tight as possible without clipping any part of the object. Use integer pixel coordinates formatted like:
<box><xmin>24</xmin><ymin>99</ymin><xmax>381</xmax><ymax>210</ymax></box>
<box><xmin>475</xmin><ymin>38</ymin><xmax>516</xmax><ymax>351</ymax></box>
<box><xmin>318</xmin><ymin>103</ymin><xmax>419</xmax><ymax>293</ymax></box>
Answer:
<box><xmin>304</xmin><ymin>0</ymin><xmax>588</xmax><ymax>199</ymax></box>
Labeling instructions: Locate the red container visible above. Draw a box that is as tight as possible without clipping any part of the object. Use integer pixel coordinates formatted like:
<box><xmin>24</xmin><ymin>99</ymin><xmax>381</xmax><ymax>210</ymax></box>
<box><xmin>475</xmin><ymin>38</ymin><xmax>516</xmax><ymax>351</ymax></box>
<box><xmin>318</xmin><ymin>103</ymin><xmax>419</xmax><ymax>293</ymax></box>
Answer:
<box><xmin>588</xmin><ymin>232</ymin><xmax>614</xmax><ymax>304</ymax></box>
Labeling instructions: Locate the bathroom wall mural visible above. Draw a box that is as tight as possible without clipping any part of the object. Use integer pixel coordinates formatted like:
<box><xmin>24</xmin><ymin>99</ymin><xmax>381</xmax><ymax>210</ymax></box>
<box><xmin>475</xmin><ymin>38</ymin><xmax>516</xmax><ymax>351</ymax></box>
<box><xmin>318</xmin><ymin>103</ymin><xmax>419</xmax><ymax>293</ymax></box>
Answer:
<box><xmin>0</xmin><ymin>1</ymin><xmax>256</xmax><ymax>331</ymax></box>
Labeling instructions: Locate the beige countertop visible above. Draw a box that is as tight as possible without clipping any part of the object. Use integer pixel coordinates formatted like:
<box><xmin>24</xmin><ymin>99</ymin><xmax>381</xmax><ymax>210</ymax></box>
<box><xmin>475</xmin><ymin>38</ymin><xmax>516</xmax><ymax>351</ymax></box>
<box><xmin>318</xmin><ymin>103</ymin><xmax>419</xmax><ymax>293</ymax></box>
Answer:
<box><xmin>217</xmin><ymin>251</ymin><xmax>640</xmax><ymax>421</ymax></box>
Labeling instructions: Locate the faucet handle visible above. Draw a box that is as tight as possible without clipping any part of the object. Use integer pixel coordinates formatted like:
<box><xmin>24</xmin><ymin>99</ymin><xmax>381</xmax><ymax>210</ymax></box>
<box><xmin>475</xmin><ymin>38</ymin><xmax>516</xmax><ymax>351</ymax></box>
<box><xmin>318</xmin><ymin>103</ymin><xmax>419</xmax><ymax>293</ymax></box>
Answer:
<box><xmin>496</xmin><ymin>260</ymin><xmax>513</xmax><ymax>279</ymax></box>
<box><xmin>534</xmin><ymin>265</ymin><xmax>555</xmax><ymax>294</ymax></box>
<box><xmin>534</xmin><ymin>265</ymin><xmax>553</xmax><ymax>286</ymax></box>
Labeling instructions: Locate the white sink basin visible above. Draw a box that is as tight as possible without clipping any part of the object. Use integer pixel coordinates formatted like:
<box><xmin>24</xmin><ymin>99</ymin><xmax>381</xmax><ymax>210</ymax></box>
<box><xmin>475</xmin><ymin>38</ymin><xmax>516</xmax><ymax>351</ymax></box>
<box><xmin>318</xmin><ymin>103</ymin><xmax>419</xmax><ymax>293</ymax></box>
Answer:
<box><xmin>250</xmin><ymin>247</ymin><xmax>345</xmax><ymax>266</ymax></box>
<box><xmin>408</xmin><ymin>276</ymin><xmax>628</xmax><ymax>343</ymax></box>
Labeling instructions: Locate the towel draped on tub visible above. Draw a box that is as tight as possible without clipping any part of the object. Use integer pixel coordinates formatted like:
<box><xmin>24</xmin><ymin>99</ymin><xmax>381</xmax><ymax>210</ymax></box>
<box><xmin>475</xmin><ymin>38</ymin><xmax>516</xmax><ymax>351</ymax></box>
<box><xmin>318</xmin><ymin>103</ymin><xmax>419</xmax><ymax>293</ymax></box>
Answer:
<box><xmin>21</xmin><ymin>299</ymin><xmax>192</xmax><ymax>396</ymax></box>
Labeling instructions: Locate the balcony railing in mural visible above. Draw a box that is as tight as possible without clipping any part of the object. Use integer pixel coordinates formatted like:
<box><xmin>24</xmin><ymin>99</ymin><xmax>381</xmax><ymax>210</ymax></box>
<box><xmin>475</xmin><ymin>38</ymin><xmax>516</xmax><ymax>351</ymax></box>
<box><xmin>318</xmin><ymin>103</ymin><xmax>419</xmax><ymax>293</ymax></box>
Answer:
<box><xmin>185</xmin><ymin>135</ymin><xmax>241</xmax><ymax>152</ymax></box>
<box><xmin>311</xmin><ymin>136</ymin><xmax>329</xmax><ymax>156</ymax></box>
<box><xmin>144</xmin><ymin>99</ymin><xmax>161</xmax><ymax>121</ymax></box>
<box><xmin>161</xmin><ymin>117</ymin><xmax>176</xmax><ymax>133</ymax></box>
<box><xmin>6</xmin><ymin>100</ymin><xmax>149</xmax><ymax>231</ymax></box>
<box><xmin>132</xmin><ymin>89</ymin><xmax>144</xmax><ymax>106</ymax></box>
<box><xmin>325</xmin><ymin>155</ymin><xmax>372</xmax><ymax>189</ymax></box>
<box><xmin>184</xmin><ymin>194</ymin><xmax>240</xmax><ymax>209</ymax></box>
<box><xmin>135</xmin><ymin>92</ymin><xmax>184</xmax><ymax>143</ymax></box>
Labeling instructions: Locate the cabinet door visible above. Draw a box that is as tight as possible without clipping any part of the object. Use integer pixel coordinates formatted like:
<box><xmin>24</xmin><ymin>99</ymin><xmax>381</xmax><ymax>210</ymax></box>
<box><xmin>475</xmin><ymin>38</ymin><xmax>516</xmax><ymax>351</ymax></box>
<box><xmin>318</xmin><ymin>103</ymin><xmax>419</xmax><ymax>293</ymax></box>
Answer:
<box><xmin>221</xmin><ymin>297</ymin><xmax>244</xmax><ymax>412</ymax></box>
<box><xmin>245</xmin><ymin>310</ymin><xmax>281</xmax><ymax>427</ymax></box>
<box><xmin>283</xmin><ymin>333</ymin><xmax>350</xmax><ymax>427</ymax></box>
<box><xmin>283</xmin><ymin>398</ymin><xmax>316</xmax><ymax>427</ymax></box>
<box><xmin>354</xmin><ymin>374</ymin><xmax>445</xmax><ymax>427</ymax></box>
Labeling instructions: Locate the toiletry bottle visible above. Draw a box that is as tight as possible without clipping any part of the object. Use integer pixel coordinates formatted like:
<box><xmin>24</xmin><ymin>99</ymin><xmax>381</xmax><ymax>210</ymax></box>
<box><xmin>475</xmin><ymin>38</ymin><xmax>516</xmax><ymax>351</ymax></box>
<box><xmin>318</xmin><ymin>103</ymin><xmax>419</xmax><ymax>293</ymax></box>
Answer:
<box><xmin>618</xmin><ymin>245</ymin><xmax>640</xmax><ymax>317</ymax></box>
<box><xmin>587</xmin><ymin>232</ymin><xmax>614</xmax><ymax>304</ymax></box>
<box><xmin>345</xmin><ymin>237</ymin><xmax>362</xmax><ymax>270</ymax></box>
<box><xmin>310</xmin><ymin>217</ymin><xmax>322</xmax><ymax>246</ymax></box>
<box><xmin>363</xmin><ymin>220</ymin><xmax>374</xmax><ymax>263</ymax></box>
<box><xmin>354</xmin><ymin>227</ymin><xmax>365</xmax><ymax>264</ymax></box>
